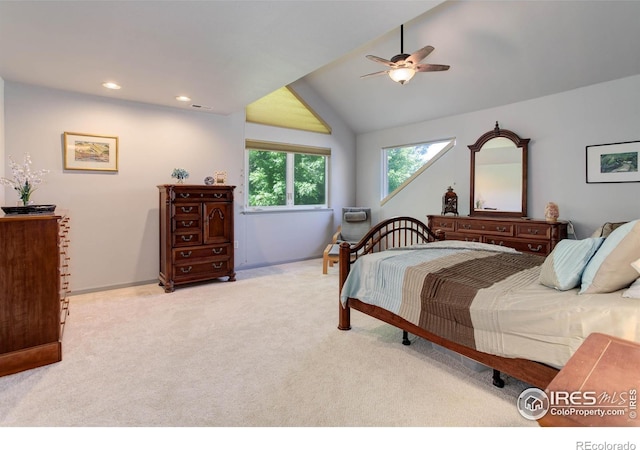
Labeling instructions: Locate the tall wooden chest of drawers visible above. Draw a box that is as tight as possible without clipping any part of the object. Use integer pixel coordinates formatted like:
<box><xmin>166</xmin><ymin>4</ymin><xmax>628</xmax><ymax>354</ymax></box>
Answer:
<box><xmin>427</xmin><ymin>214</ymin><xmax>568</xmax><ymax>256</ymax></box>
<box><xmin>0</xmin><ymin>211</ymin><xmax>71</xmax><ymax>377</ymax></box>
<box><xmin>158</xmin><ymin>184</ymin><xmax>236</xmax><ymax>293</ymax></box>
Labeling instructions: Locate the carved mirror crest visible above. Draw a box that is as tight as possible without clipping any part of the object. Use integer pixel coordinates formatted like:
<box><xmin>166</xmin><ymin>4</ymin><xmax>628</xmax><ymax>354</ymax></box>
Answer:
<box><xmin>468</xmin><ymin>122</ymin><xmax>529</xmax><ymax>217</ymax></box>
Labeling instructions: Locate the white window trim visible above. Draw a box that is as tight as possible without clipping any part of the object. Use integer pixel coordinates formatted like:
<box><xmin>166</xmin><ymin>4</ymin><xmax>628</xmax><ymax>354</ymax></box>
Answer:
<box><xmin>245</xmin><ymin>140</ymin><xmax>330</xmax><ymax>212</ymax></box>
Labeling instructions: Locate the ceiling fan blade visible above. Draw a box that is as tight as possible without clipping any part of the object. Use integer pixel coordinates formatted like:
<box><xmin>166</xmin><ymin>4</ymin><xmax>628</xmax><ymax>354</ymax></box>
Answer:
<box><xmin>406</xmin><ymin>46</ymin><xmax>434</xmax><ymax>65</ymax></box>
<box><xmin>360</xmin><ymin>70</ymin><xmax>390</xmax><ymax>79</ymax></box>
<box><xmin>366</xmin><ymin>54</ymin><xmax>396</xmax><ymax>67</ymax></box>
<box><xmin>416</xmin><ymin>63</ymin><xmax>450</xmax><ymax>72</ymax></box>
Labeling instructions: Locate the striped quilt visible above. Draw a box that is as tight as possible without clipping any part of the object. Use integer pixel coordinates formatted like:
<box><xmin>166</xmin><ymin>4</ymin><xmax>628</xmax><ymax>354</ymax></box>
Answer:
<box><xmin>340</xmin><ymin>241</ymin><xmax>640</xmax><ymax>368</ymax></box>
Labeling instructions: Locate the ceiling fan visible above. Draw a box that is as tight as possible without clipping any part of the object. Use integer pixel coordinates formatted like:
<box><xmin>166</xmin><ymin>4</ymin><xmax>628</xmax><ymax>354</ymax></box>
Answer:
<box><xmin>361</xmin><ymin>24</ymin><xmax>450</xmax><ymax>85</ymax></box>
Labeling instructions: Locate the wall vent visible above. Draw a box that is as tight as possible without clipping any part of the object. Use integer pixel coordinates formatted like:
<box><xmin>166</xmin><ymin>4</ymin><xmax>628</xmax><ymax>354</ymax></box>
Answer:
<box><xmin>191</xmin><ymin>104</ymin><xmax>213</xmax><ymax>111</ymax></box>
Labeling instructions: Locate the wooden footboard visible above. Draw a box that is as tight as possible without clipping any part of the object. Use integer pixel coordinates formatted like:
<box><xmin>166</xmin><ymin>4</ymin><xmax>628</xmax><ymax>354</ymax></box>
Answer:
<box><xmin>337</xmin><ymin>216</ymin><xmax>559</xmax><ymax>390</ymax></box>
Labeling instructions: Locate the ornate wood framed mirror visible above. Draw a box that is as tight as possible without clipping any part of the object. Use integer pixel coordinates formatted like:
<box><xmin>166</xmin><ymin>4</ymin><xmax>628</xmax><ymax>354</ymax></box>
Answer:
<box><xmin>468</xmin><ymin>122</ymin><xmax>529</xmax><ymax>217</ymax></box>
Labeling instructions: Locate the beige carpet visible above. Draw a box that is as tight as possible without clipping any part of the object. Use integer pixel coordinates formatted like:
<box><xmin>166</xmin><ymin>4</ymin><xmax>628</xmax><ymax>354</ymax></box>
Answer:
<box><xmin>0</xmin><ymin>258</ymin><xmax>535</xmax><ymax>427</ymax></box>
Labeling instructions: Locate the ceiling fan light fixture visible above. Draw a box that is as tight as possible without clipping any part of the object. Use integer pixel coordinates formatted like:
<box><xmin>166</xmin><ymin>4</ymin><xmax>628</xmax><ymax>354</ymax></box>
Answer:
<box><xmin>389</xmin><ymin>67</ymin><xmax>415</xmax><ymax>84</ymax></box>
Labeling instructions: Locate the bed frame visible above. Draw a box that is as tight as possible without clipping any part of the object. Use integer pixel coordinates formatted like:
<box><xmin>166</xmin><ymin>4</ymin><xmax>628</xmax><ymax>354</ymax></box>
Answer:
<box><xmin>337</xmin><ymin>216</ymin><xmax>559</xmax><ymax>390</ymax></box>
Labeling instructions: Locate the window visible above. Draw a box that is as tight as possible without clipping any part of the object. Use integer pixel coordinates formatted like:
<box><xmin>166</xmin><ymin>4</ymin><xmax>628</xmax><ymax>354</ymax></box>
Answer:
<box><xmin>246</xmin><ymin>140</ymin><xmax>329</xmax><ymax>209</ymax></box>
<box><xmin>382</xmin><ymin>137</ymin><xmax>455</xmax><ymax>202</ymax></box>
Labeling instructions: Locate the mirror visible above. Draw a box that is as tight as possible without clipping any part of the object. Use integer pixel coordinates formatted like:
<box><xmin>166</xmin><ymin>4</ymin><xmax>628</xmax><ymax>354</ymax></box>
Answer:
<box><xmin>468</xmin><ymin>122</ymin><xmax>529</xmax><ymax>217</ymax></box>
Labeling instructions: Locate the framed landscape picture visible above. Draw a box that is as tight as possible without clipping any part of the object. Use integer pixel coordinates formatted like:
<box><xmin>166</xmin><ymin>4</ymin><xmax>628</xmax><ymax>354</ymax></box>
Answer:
<box><xmin>63</xmin><ymin>132</ymin><xmax>119</xmax><ymax>172</ymax></box>
<box><xmin>586</xmin><ymin>140</ymin><xmax>640</xmax><ymax>183</ymax></box>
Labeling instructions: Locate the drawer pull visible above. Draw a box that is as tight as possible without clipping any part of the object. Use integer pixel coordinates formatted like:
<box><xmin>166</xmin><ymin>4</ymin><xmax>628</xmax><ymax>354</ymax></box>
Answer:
<box><xmin>489</xmin><ymin>240</ymin><xmax>504</xmax><ymax>246</ymax></box>
<box><xmin>212</xmin><ymin>262</ymin><xmax>223</xmax><ymax>269</ymax></box>
<box><xmin>181</xmin><ymin>220</ymin><xmax>194</xmax><ymax>227</ymax></box>
<box><xmin>179</xmin><ymin>193</ymin><xmax>190</xmax><ymax>198</ymax></box>
<box><xmin>180</xmin><ymin>266</ymin><xmax>193</xmax><ymax>273</ymax></box>
<box><xmin>181</xmin><ymin>235</ymin><xmax>194</xmax><ymax>242</ymax></box>
<box><xmin>527</xmin><ymin>228</ymin><xmax>539</xmax><ymax>235</ymax></box>
<box><xmin>214</xmin><ymin>193</ymin><xmax>223</xmax><ymax>198</ymax></box>
<box><xmin>438</xmin><ymin>222</ymin><xmax>449</xmax><ymax>227</ymax></box>
<box><xmin>528</xmin><ymin>244</ymin><xmax>543</xmax><ymax>252</ymax></box>
<box><xmin>496</xmin><ymin>226</ymin><xmax>507</xmax><ymax>232</ymax></box>
<box><xmin>181</xmin><ymin>206</ymin><xmax>194</xmax><ymax>213</ymax></box>
<box><xmin>464</xmin><ymin>237</ymin><xmax>478</xmax><ymax>242</ymax></box>
<box><xmin>180</xmin><ymin>251</ymin><xmax>192</xmax><ymax>258</ymax></box>
<box><xmin>212</xmin><ymin>247</ymin><xmax>223</xmax><ymax>254</ymax></box>
<box><xmin>462</xmin><ymin>224</ymin><xmax>471</xmax><ymax>230</ymax></box>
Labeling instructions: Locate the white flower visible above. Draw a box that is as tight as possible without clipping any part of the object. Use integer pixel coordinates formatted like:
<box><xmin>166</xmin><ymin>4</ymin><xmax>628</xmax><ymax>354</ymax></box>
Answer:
<box><xmin>1</xmin><ymin>154</ymin><xmax>49</xmax><ymax>204</ymax></box>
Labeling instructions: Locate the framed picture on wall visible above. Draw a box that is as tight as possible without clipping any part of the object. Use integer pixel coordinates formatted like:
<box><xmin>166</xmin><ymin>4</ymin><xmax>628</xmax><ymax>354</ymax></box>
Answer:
<box><xmin>63</xmin><ymin>132</ymin><xmax>119</xmax><ymax>172</ymax></box>
<box><xmin>586</xmin><ymin>140</ymin><xmax>640</xmax><ymax>183</ymax></box>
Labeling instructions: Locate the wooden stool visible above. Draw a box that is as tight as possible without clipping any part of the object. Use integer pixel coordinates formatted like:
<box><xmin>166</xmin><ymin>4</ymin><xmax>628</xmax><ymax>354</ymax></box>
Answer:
<box><xmin>323</xmin><ymin>243</ymin><xmax>339</xmax><ymax>274</ymax></box>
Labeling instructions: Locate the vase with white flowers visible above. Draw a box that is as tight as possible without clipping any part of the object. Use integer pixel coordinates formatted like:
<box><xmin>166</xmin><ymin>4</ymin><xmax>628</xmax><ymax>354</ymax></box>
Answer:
<box><xmin>1</xmin><ymin>154</ymin><xmax>49</xmax><ymax>206</ymax></box>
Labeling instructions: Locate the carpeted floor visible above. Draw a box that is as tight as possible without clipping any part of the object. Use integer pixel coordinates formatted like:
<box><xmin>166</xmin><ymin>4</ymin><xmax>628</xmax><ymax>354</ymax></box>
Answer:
<box><xmin>0</xmin><ymin>258</ymin><xmax>535</xmax><ymax>427</ymax></box>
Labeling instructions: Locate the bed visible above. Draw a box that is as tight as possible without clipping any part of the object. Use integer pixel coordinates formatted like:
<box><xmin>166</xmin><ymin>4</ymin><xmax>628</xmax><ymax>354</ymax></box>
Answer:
<box><xmin>337</xmin><ymin>217</ymin><xmax>640</xmax><ymax>390</ymax></box>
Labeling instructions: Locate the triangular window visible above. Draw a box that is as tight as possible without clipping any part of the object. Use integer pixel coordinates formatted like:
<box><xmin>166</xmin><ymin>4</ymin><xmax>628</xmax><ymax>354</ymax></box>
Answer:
<box><xmin>382</xmin><ymin>138</ymin><xmax>456</xmax><ymax>203</ymax></box>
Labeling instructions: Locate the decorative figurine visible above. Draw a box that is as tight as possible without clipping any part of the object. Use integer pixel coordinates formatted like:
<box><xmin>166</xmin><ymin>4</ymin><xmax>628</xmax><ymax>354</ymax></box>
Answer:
<box><xmin>545</xmin><ymin>202</ymin><xmax>559</xmax><ymax>222</ymax></box>
<box><xmin>442</xmin><ymin>186</ymin><xmax>458</xmax><ymax>215</ymax></box>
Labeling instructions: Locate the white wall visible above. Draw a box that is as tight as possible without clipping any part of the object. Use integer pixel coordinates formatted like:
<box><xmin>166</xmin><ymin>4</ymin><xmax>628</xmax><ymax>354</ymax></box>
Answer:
<box><xmin>357</xmin><ymin>74</ymin><xmax>640</xmax><ymax>238</ymax></box>
<box><xmin>5</xmin><ymin>82</ymin><xmax>243</xmax><ymax>292</ymax></box>
<box><xmin>3</xmin><ymin>80</ymin><xmax>356</xmax><ymax>291</ymax></box>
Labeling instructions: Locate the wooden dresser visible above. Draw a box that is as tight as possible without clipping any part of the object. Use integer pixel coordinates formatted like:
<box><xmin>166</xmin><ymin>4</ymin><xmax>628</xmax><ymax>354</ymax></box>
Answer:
<box><xmin>0</xmin><ymin>211</ymin><xmax>71</xmax><ymax>377</ymax></box>
<box><xmin>427</xmin><ymin>214</ymin><xmax>568</xmax><ymax>256</ymax></box>
<box><xmin>158</xmin><ymin>184</ymin><xmax>235</xmax><ymax>293</ymax></box>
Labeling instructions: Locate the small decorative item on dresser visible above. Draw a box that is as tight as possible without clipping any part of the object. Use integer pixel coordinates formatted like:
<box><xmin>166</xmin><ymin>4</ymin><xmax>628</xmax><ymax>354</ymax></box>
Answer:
<box><xmin>0</xmin><ymin>153</ymin><xmax>49</xmax><ymax>208</ymax></box>
<box><xmin>544</xmin><ymin>202</ymin><xmax>559</xmax><ymax>222</ymax></box>
<box><xmin>442</xmin><ymin>186</ymin><xmax>458</xmax><ymax>216</ymax></box>
<box><xmin>204</xmin><ymin>176</ymin><xmax>215</xmax><ymax>185</ymax></box>
<box><xmin>171</xmin><ymin>168</ymin><xmax>189</xmax><ymax>184</ymax></box>
<box><xmin>214</xmin><ymin>171</ymin><xmax>227</xmax><ymax>185</ymax></box>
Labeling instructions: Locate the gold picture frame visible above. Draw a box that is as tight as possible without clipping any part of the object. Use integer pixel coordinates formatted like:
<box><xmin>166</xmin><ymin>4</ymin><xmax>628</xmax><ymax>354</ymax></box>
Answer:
<box><xmin>214</xmin><ymin>171</ymin><xmax>227</xmax><ymax>185</ymax></box>
<box><xmin>63</xmin><ymin>132</ymin><xmax>119</xmax><ymax>172</ymax></box>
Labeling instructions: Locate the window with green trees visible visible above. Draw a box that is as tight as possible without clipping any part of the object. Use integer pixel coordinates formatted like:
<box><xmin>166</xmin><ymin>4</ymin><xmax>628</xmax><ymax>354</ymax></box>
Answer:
<box><xmin>382</xmin><ymin>138</ymin><xmax>456</xmax><ymax>202</ymax></box>
<box><xmin>246</xmin><ymin>140</ymin><xmax>329</xmax><ymax>209</ymax></box>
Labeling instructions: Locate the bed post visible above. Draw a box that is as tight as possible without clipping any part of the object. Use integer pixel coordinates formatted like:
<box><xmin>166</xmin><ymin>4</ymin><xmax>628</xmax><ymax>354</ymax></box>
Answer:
<box><xmin>338</xmin><ymin>242</ymin><xmax>351</xmax><ymax>330</ymax></box>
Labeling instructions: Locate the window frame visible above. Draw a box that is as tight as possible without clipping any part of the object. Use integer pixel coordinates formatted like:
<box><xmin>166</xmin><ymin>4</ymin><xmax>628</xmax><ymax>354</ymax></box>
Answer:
<box><xmin>381</xmin><ymin>137</ymin><xmax>456</xmax><ymax>205</ymax></box>
<box><xmin>245</xmin><ymin>139</ymin><xmax>330</xmax><ymax>212</ymax></box>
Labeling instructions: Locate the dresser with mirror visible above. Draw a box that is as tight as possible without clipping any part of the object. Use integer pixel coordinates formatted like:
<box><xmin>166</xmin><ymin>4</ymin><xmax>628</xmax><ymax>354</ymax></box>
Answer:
<box><xmin>428</xmin><ymin>122</ymin><xmax>567</xmax><ymax>256</ymax></box>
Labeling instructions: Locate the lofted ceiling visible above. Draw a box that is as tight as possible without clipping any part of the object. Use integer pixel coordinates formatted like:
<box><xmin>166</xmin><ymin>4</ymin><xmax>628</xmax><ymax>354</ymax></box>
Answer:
<box><xmin>1</xmin><ymin>1</ymin><xmax>640</xmax><ymax>136</ymax></box>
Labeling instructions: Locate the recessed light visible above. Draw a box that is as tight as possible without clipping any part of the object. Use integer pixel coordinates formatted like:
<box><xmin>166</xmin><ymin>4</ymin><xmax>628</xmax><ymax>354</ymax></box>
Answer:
<box><xmin>176</xmin><ymin>95</ymin><xmax>191</xmax><ymax>102</ymax></box>
<box><xmin>102</xmin><ymin>82</ymin><xmax>121</xmax><ymax>90</ymax></box>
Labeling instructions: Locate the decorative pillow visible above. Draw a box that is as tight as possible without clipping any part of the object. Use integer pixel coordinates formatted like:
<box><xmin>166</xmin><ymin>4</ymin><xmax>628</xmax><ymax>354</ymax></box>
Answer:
<box><xmin>539</xmin><ymin>237</ymin><xmax>604</xmax><ymax>290</ymax></box>
<box><xmin>623</xmin><ymin>277</ymin><xmax>640</xmax><ymax>299</ymax></box>
<box><xmin>590</xmin><ymin>221</ymin><xmax>628</xmax><ymax>238</ymax></box>
<box><xmin>580</xmin><ymin>220</ymin><xmax>640</xmax><ymax>294</ymax></box>
<box><xmin>344</xmin><ymin>211</ymin><xmax>367</xmax><ymax>222</ymax></box>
